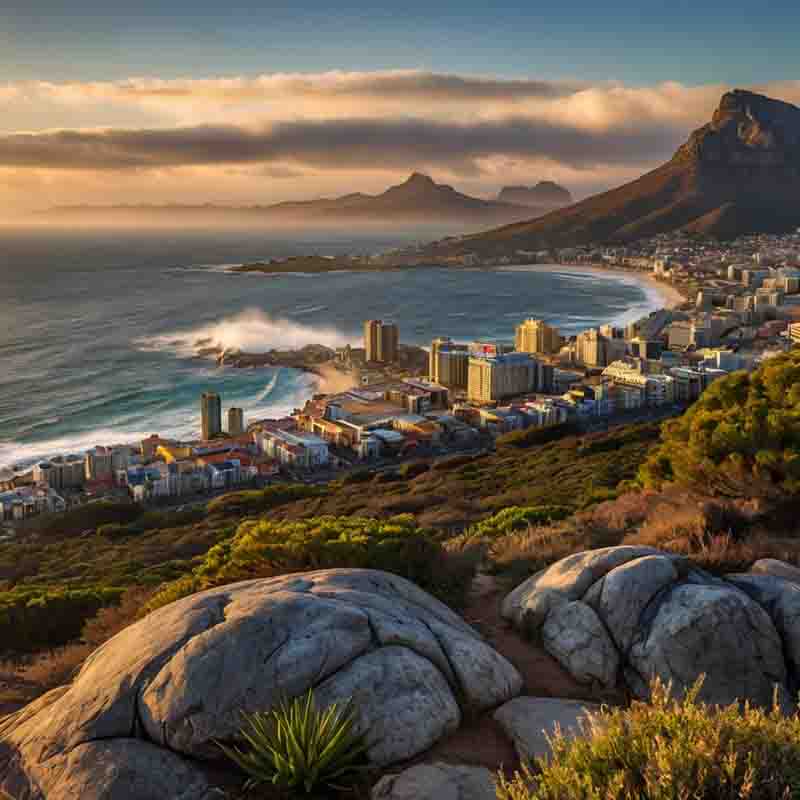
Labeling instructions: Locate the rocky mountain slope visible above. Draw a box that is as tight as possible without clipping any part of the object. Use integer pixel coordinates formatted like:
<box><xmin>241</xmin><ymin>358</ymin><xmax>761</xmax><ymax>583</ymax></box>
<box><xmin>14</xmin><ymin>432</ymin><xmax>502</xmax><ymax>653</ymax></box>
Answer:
<box><xmin>444</xmin><ymin>90</ymin><xmax>800</xmax><ymax>252</ymax></box>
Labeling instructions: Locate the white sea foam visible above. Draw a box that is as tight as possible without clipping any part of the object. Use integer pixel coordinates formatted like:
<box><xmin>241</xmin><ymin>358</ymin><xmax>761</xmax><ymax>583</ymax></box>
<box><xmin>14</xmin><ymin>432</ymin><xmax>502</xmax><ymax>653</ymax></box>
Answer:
<box><xmin>135</xmin><ymin>308</ymin><xmax>354</xmax><ymax>358</ymax></box>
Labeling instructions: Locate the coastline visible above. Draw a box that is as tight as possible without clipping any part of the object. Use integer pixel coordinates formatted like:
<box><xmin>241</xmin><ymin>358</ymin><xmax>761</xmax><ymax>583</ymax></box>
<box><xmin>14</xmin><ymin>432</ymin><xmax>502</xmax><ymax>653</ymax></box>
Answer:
<box><xmin>548</xmin><ymin>262</ymin><xmax>688</xmax><ymax>310</ymax></box>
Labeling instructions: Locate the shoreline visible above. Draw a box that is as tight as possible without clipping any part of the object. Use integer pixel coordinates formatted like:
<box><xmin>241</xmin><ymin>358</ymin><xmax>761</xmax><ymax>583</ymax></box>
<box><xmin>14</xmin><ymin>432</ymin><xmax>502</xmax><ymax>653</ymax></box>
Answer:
<box><xmin>1</xmin><ymin>263</ymin><xmax>685</xmax><ymax>474</ymax></box>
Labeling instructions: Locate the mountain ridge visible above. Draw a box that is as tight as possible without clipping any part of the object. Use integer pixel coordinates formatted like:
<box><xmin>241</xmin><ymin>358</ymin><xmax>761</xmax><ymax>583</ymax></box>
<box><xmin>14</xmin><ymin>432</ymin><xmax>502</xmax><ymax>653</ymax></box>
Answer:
<box><xmin>39</xmin><ymin>173</ymin><xmax>571</xmax><ymax>226</ymax></box>
<box><xmin>438</xmin><ymin>89</ymin><xmax>800</xmax><ymax>253</ymax></box>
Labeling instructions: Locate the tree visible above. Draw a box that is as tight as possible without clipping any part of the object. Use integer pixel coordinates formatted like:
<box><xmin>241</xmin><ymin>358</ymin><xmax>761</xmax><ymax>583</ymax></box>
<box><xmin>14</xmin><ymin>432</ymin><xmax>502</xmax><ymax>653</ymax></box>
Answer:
<box><xmin>639</xmin><ymin>350</ymin><xmax>800</xmax><ymax>501</ymax></box>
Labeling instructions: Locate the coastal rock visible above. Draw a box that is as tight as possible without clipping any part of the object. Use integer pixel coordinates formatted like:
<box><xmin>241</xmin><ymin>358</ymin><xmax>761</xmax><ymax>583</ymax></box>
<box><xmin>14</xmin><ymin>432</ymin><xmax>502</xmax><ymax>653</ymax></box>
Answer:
<box><xmin>503</xmin><ymin>546</ymin><xmax>794</xmax><ymax>708</ymax></box>
<box><xmin>501</xmin><ymin>546</ymin><xmax>662</xmax><ymax>631</ymax></box>
<box><xmin>371</xmin><ymin>763</ymin><xmax>496</xmax><ymax>800</ymax></box>
<box><xmin>493</xmin><ymin>697</ymin><xmax>598</xmax><ymax>762</ymax></box>
<box><xmin>0</xmin><ymin>569</ymin><xmax>522</xmax><ymax>799</ymax></box>
<box><xmin>750</xmin><ymin>558</ymin><xmax>800</xmax><ymax>584</ymax></box>
<box><xmin>628</xmin><ymin>583</ymin><xmax>788</xmax><ymax>707</ymax></box>
<box><xmin>542</xmin><ymin>601</ymin><xmax>619</xmax><ymax>687</ymax></box>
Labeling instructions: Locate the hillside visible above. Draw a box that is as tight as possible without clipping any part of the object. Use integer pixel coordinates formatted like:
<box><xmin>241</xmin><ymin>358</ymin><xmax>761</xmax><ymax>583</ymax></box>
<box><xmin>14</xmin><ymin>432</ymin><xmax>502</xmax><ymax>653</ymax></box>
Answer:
<box><xmin>438</xmin><ymin>90</ymin><xmax>800</xmax><ymax>253</ymax></box>
<box><xmin>39</xmin><ymin>173</ymin><xmax>567</xmax><ymax>227</ymax></box>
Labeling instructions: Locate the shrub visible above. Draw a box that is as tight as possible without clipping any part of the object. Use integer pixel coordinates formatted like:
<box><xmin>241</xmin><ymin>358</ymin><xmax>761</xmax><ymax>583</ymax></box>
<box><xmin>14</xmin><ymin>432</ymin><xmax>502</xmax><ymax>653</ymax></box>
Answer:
<box><xmin>467</xmin><ymin>505</ymin><xmax>572</xmax><ymax>540</ymax></box>
<box><xmin>32</xmin><ymin>501</ymin><xmax>143</xmax><ymax>537</ymax></box>
<box><xmin>207</xmin><ymin>484</ymin><xmax>324</xmax><ymax>516</ymax></box>
<box><xmin>497</xmin><ymin>422</ymin><xmax>581</xmax><ymax>451</ymax></box>
<box><xmin>399</xmin><ymin>461</ymin><xmax>430</xmax><ymax>479</ymax></box>
<box><xmin>146</xmin><ymin>514</ymin><xmax>465</xmax><ymax>612</ymax></box>
<box><xmin>341</xmin><ymin>469</ymin><xmax>372</xmax><ymax>484</ymax></box>
<box><xmin>496</xmin><ymin>677</ymin><xmax>800</xmax><ymax>800</ymax></box>
<box><xmin>218</xmin><ymin>690</ymin><xmax>368</xmax><ymax>795</ymax></box>
<box><xmin>639</xmin><ymin>351</ymin><xmax>800</xmax><ymax>501</ymax></box>
<box><xmin>0</xmin><ymin>585</ymin><xmax>124</xmax><ymax>655</ymax></box>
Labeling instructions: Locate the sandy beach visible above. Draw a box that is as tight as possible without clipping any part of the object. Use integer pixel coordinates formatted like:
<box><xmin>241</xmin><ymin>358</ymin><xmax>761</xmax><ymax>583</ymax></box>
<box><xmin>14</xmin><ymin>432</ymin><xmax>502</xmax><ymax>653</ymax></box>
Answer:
<box><xmin>536</xmin><ymin>262</ymin><xmax>689</xmax><ymax>311</ymax></box>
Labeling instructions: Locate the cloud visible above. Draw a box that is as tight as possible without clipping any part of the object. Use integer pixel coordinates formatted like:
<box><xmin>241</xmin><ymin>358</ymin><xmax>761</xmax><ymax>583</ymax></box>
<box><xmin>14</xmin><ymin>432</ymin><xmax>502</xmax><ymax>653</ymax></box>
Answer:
<box><xmin>2</xmin><ymin>71</ymin><xmax>799</xmax><ymax>211</ymax></box>
<box><xmin>0</xmin><ymin>115</ymin><xmax>684</xmax><ymax>174</ymax></box>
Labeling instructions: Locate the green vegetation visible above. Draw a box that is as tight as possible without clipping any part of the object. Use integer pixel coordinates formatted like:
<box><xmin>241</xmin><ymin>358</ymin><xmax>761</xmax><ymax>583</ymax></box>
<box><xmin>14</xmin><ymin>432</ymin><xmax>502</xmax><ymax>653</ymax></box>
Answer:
<box><xmin>0</xmin><ymin>585</ymin><xmax>123</xmax><ymax>654</ymax></box>
<box><xmin>206</xmin><ymin>484</ymin><xmax>325</xmax><ymax>517</ymax></box>
<box><xmin>146</xmin><ymin>514</ymin><xmax>462</xmax><ymax>613</ymax></box>
<box><xmin>219</xmin><ymin>690</ymin><xmax>368</xmax><ymax>795</ymax></box>
<box><xmin>640</xmin><ymin>350</ymin><xmax>800</xmax><ymax>500</ymax></box>
<box><xmin>466</xmin><ymin>505</ymin><xmax>572</xmax><ymax>540</ymax></box>
<box><xmin>497</xmin><ymin>678</ymin><xmax>800</xmax><ymax>800</ymax></box>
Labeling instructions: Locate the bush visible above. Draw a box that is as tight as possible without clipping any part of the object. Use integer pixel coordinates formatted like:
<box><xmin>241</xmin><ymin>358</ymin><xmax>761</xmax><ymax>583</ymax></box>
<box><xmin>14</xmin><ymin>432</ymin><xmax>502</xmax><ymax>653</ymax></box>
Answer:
<box><xmin>467</xmin><ymin>505</ymin><xmax>572</xmax><ymax>540</ymax></box>
<box><xmin>341</xmin><ymin>469</ymin><xmax>372</xmax><ymax>484</ymax></box>
<box><xmin>33</xmin><ymin>501</ymin><xmax>143</xmax><ymax>537</ymax></box>
<box><xmin>497</xmin><ymin>422</ymin><xmax>581</xmax><ymax>451</ymax></box>
<box><xmin>219</xmin><ymin>689</ymin><xmax>368</xmax><ymax>795</ymax></box>
<box><xmin>207</xmin><ymin>484</ymin><xmax>324</xmax><ymax>516</ymax></box>
<box><xmin>146</xmin><ymin>514</ymin><xmax>463</xmax><ymax>612</ymax></box>
<box><xmin>0</xmin><ymin>585</ymin><xmax>124</xmax><ymax>655</ymax></box>
<box><xmin>639</xmin><ymin>351</ymin><xmax>800</xmax><ymax>501</ymax></box>
<box><xmin>399</xmin><ymin>461</ymin><xmax>430</xmax><ymax>479</ymax></box>
<box><xmin>497</xmin><ymin>677</ymin><xmax>800</xmax><ymax>800</ymax></box>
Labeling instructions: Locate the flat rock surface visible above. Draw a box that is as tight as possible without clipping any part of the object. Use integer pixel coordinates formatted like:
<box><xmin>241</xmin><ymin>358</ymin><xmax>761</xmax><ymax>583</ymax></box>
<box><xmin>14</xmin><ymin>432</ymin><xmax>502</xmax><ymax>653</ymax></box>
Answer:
<box><xmin>372</xmin><ymin>762</ymin><xmax>496</xmax><ymax>800</ymax></box>
<box><xmin>494</xmin><ymin>696</ymin><xmax>599</xmax><ymax>762</ymax></box>
<box><xmin>0</xmin><ymin>569</ymin><xmax>522</xmax><ymax>799</ymax></box>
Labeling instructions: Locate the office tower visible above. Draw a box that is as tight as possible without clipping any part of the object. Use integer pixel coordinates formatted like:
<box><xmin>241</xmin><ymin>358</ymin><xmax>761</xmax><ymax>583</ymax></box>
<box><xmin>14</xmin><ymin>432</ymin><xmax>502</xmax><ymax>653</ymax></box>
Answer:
<box><xmin>467</xmin><ymin>353</ymin><xmax>539</xmax><ymax>404</ymax></box>
<box><xmin>364</xmin><ymin>319</ymin><xmax>399</xmax><ymax>363</ymax></box>
<box><xmin>84</xmin><ymin>446</ymin><xmax>113</xmax><ymax>481</ymax></box>
<box><xmin>430</xmin><ymin>337</ymin><xmax>470</xmax><ymax>388</ymax></box>
<box><xmin>201</xmin><ymin>392</ymin><xmax>222</xmax><ymax>440</ymax></box>
<box><xmin>364</xmin><ymin>320</ymin><xmax>381</xmax><ymax>362</ymax></box>
<box><xmin>515</xmin><ymin>318</ymin><xmax>561</xmax><ymax>355</ymax></box>
<box><xmin>228</xmin><ymin>407</ymin><xmax>245</xmax><ymax>436</ymax></box>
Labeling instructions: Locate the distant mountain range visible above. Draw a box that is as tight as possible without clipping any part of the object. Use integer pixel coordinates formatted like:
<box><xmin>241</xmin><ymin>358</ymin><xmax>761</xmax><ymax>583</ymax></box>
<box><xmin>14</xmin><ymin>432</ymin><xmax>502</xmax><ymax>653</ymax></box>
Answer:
<box><xmin>39</xmin><ymin>173</ymin><xmax>572</xmax><ymax>227</ymax></box>
<box><xmin>436</xmin><ymin>90</ymin><xmax>800</xmax><ymax>254</ymax></box>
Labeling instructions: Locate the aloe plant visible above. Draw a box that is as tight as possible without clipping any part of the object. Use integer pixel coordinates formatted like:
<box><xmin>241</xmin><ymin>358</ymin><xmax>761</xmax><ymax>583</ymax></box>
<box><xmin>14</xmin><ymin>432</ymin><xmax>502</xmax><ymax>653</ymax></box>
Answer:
<box><xmin>218</xmin><ymin>689</ymin><xmax>369</xmax><ymax>795</ymax></box>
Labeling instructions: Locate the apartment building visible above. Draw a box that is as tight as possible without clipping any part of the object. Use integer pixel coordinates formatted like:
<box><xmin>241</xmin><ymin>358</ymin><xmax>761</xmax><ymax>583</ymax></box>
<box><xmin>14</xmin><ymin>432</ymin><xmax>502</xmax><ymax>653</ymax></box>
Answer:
<box><xmin>364</xmin><ymin>319</ymin><xmax>399</xmax><ymax>364</ymax></box>
<box><xmin>467</xmin><ymin>353</ymin><xmax>539</xmax><ymax>404</ymax></box>
<box><xmin>515</xmin><ymin>318</ymin><xmax>562</xmax><ymax>355</ymax></box>
<box><xmin>201</xmin><ymin>392</ymin><xmax>222</xmax><ymax>440</ymax></box>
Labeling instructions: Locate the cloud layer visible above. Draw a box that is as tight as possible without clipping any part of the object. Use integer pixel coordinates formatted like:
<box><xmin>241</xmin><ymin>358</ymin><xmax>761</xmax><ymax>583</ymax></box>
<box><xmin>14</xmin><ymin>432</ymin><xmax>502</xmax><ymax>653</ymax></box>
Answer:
<box><xmin>2</xmin><ymin>70</ymin><xmax>799</xmax><ymax>211</ymax></box>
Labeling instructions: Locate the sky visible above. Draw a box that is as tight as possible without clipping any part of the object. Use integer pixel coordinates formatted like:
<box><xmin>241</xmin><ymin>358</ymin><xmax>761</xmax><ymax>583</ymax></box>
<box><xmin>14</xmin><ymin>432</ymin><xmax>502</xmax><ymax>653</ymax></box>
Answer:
<box><xmin>2</xmin><ymin>0</ymin><xmax>800</xmax><ymax>212</ymax></box>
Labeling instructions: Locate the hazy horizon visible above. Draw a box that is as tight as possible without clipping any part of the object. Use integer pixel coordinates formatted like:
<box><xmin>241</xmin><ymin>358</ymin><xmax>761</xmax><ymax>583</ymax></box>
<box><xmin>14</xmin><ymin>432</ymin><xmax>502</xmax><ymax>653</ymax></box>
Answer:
<box><xmin>2</xmin><ymin>1</ymin><xmax>800</xmax><ymax>218</ymax></box>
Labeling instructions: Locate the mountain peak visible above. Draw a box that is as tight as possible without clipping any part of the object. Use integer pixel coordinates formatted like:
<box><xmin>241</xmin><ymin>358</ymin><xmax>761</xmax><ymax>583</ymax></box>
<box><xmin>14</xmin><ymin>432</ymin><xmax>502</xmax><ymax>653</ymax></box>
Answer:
<box><xmin>676</xmin><ymin>89</ymin><xmax>800</xmax><ymax>165</ymax></box>
<box><xmin>403</xmin><ymin>172</ymin><xmax>437</xmax><ymax>187</ymax></box>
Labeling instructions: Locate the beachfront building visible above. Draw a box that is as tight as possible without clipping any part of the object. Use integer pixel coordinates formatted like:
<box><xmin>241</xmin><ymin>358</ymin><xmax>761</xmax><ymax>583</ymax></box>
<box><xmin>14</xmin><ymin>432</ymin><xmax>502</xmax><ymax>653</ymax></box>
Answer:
<box><xmin>467</xmin><ymin>353</ymin><xmax>539</xmax><ymax>404</ymax></box>
<box><xmin>227</xmin><ymin>407</ymin><xmax>245</xmax><ymax>436</ymax></box>
<box><xmin>515</xmin><ymin>318</ymin><xmax>561</xmax><ymax>355</ymax></box>
<box><xmin>201</xmin><ymin>392</ymin><xmax>222</xmax><ymax>440</ymax></box>
<box><xmin>429</xmin><ymin>337</ymin><xmax>470</xmax><ymax>388</ymax></box>
<box><xmin>364</xmin><ymin>319</ymin><xmax>399</xmax><ymax>364</ymax></box>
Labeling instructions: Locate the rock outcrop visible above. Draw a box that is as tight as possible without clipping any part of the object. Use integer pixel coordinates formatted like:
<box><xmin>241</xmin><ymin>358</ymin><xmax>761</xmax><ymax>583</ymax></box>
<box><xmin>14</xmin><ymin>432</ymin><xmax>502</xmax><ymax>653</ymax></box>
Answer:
<box><xmin>503</xmin><ymin>548</ymin><xmax>800</xmax><ymax>709</ymax></box>
<box><xmin>0</xmin><ymin>569</ymin><xmax>522</xmax><ymax>800</ymax></box>
<box><xmin>372</xmin><ymin>763</ymin><xmax>496</xmax><ymax>800</ymax></box>
<box><xmin>493</xmin><ymin>697</ymin><xmax>599</xmax><ymax>762</ymax></box>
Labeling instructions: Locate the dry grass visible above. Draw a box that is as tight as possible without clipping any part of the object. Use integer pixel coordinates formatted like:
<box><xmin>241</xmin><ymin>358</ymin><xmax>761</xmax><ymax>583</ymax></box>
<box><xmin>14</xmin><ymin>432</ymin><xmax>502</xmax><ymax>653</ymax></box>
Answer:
<box><xmin>0</xmin><ymin>587</ymin><xmax>150</xmax><ymax>716</ymax></box>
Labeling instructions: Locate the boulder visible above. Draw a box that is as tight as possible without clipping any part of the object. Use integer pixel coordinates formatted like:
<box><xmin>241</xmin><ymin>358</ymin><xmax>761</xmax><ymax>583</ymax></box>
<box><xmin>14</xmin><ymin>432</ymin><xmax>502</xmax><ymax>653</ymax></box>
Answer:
<box><xmin>727</xmin><ymin>574</ymin><xmax>800</xmax><ymax>689</ymax></box>
<box><xmin>503</xmin><ymin>546</ymin><xmax>796</xmax><ymax>709</ymax></box>
<box><xmin>628</xmin><ymin>583</ymin><xmax>788</xmax><ymax>708</ymax></box>
<box><xmin>501</xmin><ymin>546</ymin><xmax>662</xmax><ymax>632</ymax></box>
<box><xmin>0</xmin><ymin>570</ymin><xmax>522</xmax><ymax>799</ymax></box>
<box><xmin>750</xmin><ymin>559</ymin><xmax>800</xmax><ymax>585</ymax></box>
<box><xmin>493</xmin><ymin>697</ymin><xmax>599</xmax><ymax>762</ymax></box>
<box><xmin>542</xmin><ymin>601</ymin><xmax>619</xmax><ymax>687</ymax></box>
<box><xmin>371</xmin><ymin>763</ymin><xmax>496</xmax><ymax>800</ymax></box>
<box><xmin>587</xmin><ymin>554</ymin><xmax>681</xmax><ymax>654</ymax></box>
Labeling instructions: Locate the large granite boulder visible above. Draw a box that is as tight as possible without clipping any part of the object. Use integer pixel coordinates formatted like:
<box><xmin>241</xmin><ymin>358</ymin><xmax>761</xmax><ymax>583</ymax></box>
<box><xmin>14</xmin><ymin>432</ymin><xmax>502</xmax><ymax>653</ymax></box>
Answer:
<box><xmin>750</xmin><ymin>558</ymin><xmax>800</xmax><ymax>584</ymax></box>
<box><xmin>0</xmin><ymin>569</ymin><xmax>522</xmax><ymax>800</ymax></box>
<box><xmin>503</xmin><ymin>548</ymin><xmax>797</xmax><ymax>709</ymax></box>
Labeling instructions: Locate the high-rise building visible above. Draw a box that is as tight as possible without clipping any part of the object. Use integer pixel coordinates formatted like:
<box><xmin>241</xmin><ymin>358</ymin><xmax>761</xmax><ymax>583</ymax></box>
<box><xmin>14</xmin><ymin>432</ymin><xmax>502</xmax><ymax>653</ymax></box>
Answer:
<box><xmin>429</xmin><ymin>337</ymin><xmax>470</xmax><ymax>388</ymax></box>
<box><xmin>467</xmin><ymin>353</ymin><xmax>539</xmax><ymax>404</ymax></box>
<box><xmin>228</xmin><ymin>407</ymin><xmax>245</xmax><ymax>436</ymax></box>
<box><xmin>515</xmin><ymin>318</ymin><xmax>562</xmax><ymax>355</ymax></box>
<box><xmin>201</xmin><ymin>392</ymin><xmax>222</xmax><ymax>440</ymax></box>
<box><xmin>575</xmin><ymin>328</ymin><xmax>625</xmax><ymax>367</ymax></box>
<box><xmin>85</xmin><ymin>446</ymin><xmax>113</xmax><ymax>481</ymax></box>
<box><xmin>364</xmin><ymin>319</ymin><xmax>399</xmax><ymax>363</ymax></box>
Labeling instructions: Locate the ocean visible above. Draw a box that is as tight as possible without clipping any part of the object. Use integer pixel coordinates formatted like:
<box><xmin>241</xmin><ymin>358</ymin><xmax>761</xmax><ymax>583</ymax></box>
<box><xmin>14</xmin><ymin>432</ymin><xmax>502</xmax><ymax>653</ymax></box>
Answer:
<box><xmin>0</xmin><ymin>227</ymin><xmax>665</xmax><ymax>472</ymax></box>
